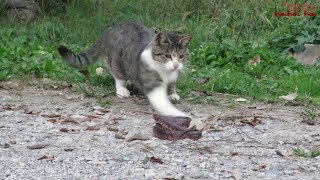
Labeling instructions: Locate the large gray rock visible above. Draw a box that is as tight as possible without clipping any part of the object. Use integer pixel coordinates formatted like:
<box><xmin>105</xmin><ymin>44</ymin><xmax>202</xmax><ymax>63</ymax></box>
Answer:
<box><xmin>3</xmin><ymin>0</ymin><xmax>39</xmax><ymax>21</ymax></box>
<box><xmin>293</xmin><ymin>44</ymin><xmax>320</xmax><ymax>65</ymax></box>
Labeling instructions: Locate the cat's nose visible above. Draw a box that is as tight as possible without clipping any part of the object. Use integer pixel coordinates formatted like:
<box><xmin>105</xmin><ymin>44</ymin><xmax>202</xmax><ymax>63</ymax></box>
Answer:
<box><xmin>173</xmin><ymin>64</ymin><xmax>179</xmax><ymax>69</ymax></box>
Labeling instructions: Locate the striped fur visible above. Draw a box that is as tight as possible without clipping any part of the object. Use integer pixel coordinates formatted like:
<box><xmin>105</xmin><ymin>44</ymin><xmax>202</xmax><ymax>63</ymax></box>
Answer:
<box><xmin>57</xmin><ymin>44</ymin><xmax>101</xmax><ymax>70</ymax></box>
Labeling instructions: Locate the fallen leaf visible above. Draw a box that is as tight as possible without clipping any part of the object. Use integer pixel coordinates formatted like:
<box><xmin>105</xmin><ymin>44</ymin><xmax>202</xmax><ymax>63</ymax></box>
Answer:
<box><xmin>79</xmin><ymin>70</ymin><xmax>91</xmax><ymax>79</ymax></box>
<box><xmin>275</xmin><ymin>150</ymin><xmax>285</xmax><ymax>157</ymax></box>
<box><xmin>148</xmin><ymin>156</ymin><xmax>164</xmax><ymax>164</ymax></box>
<box><xmin>47</xmin><ymin>119</ymin><xmax>60</xmax><ymax>124</ymax></box>
<box><xmin>27</xmin><ymin>144</ymin><xmax>49</xmax><ymax>149</ymax></box>
<box><xmin>0</xmin><ymin>82</ymin><xmax>23</xmax><ymax>91</ymax></box>
<box><xmin>189</xmin><ymin>119</ymin><xmax>205</xmax><ymax>130</ymax></box>
<box><xmin>234</xmin><ymin>97</ymin><xmax>248</xmax><ymax>102</ymax></box>
<box><xmin>182</xmin><ymin>11</ymin><xmax>193</xmax><ymax>21</ymax></box>
<box><xmin>49</xmin><ymin>84</ymin><xmax>58</xmax><ymax>90</ymax></box>
<box><xmin>196</xmin><ymin>77</ymin><xmax>209</xmax><ymax>84</ymax></box>
<box><xmin>248</xmin><ymin>55</ymin><xmax>261</xmax><ymax>67</ymax></box>
<box><xmin>240</xmin><ymin>116</ymin><xmax>261</xmax><ymax>126</ymax></box>
<box><xmin>64</xmin><ymin>148</ymin><xmax>74</xmax><ymax>152</ymax></box>
<box><xmin>68</xmin><ymin>115</ymin><xmax>89</xmax><ymax>122</ymax></box>
<box><xmin>229</xmin><ymin>152</ymin><xmax>240</xmax><ymax>156</ymax></box>
<box><xmin>85</xmin><ymin>126</ymin><xmax>100</xmax><ymax>131</ymax></box>
<box><xmin>59</xmin><ymin>128</ymin><xmax>69</xmax><ymax>133</ymax></box>
<box><xmin>106</xmin><ymin>127</ymin><xmax>119</xmax><ymax>132</ymax></box>
<box><xmin>85</xmin><ymin>115</ymin><xmax>99</xmax><ymax>120</ymax></box>
<box><xmin>41</xmin><ymin>114</ymin><xmax>61</xmax><ymax>118</ymax></box>
<box><xmin>279</xmin><ymin>92</ymin><xmax>298</xmax><ymax>101</ymax></box>
<box><xmin>62</xmin><ymin>118</ymin><xmax>79</xmax><ymax>124</ymax></box>
<box><xmin>115</xmin><ymin>133</ymin><xmax>125</xmax><ymax>139</ymax></box>
<box><xmin>252</xmin><ymin>164</ymin><xmax>266</xmax><ymax>171</ymax></box>
<box><xmin>37</xmin><ymin>155</ymin><xmax>55</xmax><ymax>161</ymax></box>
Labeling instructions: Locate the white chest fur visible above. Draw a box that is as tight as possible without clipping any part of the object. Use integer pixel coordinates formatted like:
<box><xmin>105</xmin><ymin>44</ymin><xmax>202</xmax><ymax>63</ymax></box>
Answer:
<box><xmin>141</xmin><ymin>47</ymin><xmax>180</xmax><ymax>83</ymax></box>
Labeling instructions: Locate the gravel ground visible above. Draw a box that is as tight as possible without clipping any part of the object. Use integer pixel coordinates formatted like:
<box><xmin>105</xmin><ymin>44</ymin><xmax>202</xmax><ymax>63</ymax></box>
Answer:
<box><xmin>0</xmin><ymin>81</ymin><xmax>320</xmax><ymax>179</ymax></box>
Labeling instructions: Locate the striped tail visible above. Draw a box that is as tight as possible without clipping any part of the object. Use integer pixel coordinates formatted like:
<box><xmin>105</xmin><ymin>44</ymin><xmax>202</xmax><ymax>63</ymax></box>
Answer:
<box><xmin>57</xmin><ymin>45</ymin><xmax>101</xmax><ymax>70</ymax></box>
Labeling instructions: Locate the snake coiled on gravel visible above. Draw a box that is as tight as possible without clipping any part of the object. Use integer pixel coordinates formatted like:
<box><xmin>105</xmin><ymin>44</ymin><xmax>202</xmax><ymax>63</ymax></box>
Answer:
<box><xmin>153</xmin><ymin>115</ymin><xmax>202</xmax><ymax>141</ymax></box>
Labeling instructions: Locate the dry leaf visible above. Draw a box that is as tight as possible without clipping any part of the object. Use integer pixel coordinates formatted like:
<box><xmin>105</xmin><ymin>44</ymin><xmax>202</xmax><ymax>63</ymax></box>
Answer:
<box><xmin>279</xmin><ymin>92</ymin><xmax>298</xmax><ymax>101</ymax></box>
<box><xmin>79</xmin><ymin>70</ymin><xmax>91</xmax><ymax>79</ymax></box>
<box><xmin>148</xmin><ymin>157</ymin><xmax>164</xmax><ymax>164</ymax></box>
<box><xmin>85</xmin><ymin>115</ymin><xmax>99</xmax><ymax>120</ymax></box>
<box><xmin>41</xmin><ymin>114</ymin><xmax>61</xmax><ymax>118</ymax></box>
<box><xmin>275</xmin><ymin>150</ymin><xmax>285</xmax><ymax>157</ymax></box>
<box><xmin>115</xmin><ymin>133</ymin><xmax>125</xmax><ymax>139</ymax></box>
<box><xmin>27</xmin><ymin>144</ymin><xmax>49</xmax><ymax>149</ymax></box>
<box><xmin>47</xmin><ymin>119</ymin><xmax>60</xmax><ymax>124</ymax></box>
<box><xmin>64</xmin><ymin>148</ymin><xmax>74</xmax><ymax>152</ymax></box>
<box><xmin>182</xmin><ymin>11</ymin><xmax>193</xmax><ymax>21</ymax></box>
<box><xmin>229</xmin><ymin>152</ymin><xmax>240</xmax><ymax>156</ymax></box>
<box><xmin>248</xmin><ymin>55</ymin><xmax>261</xmax><ymax>66</ymax></box>
<box><xmin>240</xmin><ymin>116</ymin><xmax>261</xmax><ymax>126</ymax></box>
<box><xmin>49</xmin><ymin>84</ymin><xmax>58</xmax><ymax>90</ymax></box>
<box><xmin>62</xmin><ymin>118</ymin><xmax>79</xmax><ymax>124</ymax></box>
<box><xmin>252</xmin><ymin>164</ymin><xmax>266</xmax><ymax>171</ymax></box>
<box><xmin>234</xmin><ymin>97</ymin><xmax>248</xmax><ymax>102</ymax></box>
<box><xmin>196</xmin><ymin>77</ymin><xmax>209</xmax><ymax>84</ymax></box>
<box><xmin>85</xmin><ymin>126</ymin><xmax>100</xmax><ymax>131</ymax></box>
<box><xmin>0</xmin><ymin>82</ymin><xmax>23</xmax><ymax>91</ymax></box>
<box><xmin>59</xmin><ymin>128</ymin><xmax>69</xmax><ymax>133</ymax></box>
<box><xmin>37</xmin><ymin>155</ymin><xmax>54</xmax><ymax>161</ymax></box>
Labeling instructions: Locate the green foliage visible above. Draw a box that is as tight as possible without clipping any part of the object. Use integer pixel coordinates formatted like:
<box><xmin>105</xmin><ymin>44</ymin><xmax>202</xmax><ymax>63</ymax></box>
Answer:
<box><xmin>271</xmin><ymin>14</ymin><xmax>320</xmax><ymax>53</ymax></box>
<box><xmin>293</xmin><ymin>148</ymin><xmax>320</xmax><ymax>158</ymax></box>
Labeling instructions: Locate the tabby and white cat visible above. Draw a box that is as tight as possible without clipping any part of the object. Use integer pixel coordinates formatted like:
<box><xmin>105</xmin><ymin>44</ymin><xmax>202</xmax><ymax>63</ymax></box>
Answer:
<box><xmin>58</xmin><ymin>22</ymin><xmax>192</xmax><ymax>117</ymax></box>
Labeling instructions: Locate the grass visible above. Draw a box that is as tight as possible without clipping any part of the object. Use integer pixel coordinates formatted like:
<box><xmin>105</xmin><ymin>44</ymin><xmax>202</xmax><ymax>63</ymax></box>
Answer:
<box><xmin>0</xmin><ymin>0</ymin><xmax>320</xmax><ymax>105</ymax></box>
<box><xmin>293</xmin><ymin>148</ymin><xmax>320</xmax><ymax>158</ymax></box>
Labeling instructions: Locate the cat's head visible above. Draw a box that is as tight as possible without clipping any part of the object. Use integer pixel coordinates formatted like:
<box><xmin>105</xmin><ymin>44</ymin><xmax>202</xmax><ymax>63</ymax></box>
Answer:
<box><xmin>151</xmin><ymin>32</ymin><xmax>192</xmax><ymax>72</ymax></box>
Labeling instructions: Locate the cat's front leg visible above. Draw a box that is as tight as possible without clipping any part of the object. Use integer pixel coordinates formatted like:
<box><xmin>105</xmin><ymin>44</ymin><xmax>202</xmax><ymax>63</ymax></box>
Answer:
<box><xmin>147</xmin><ymin>83</ymin><xmax>187</xmax><ymax>117</ymax></box>
<box><xmin>168</xmin><ymin>82</ymin><xmax>180</xmax><ymax>101</ymax></box>
<box><xmin>115</xmin><ymin>78</ymin><xmax>130</xmax><ymax>98</ymax></box>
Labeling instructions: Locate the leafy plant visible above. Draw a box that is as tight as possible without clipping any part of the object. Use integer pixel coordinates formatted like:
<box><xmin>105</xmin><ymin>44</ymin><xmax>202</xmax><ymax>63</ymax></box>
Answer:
<box><xmin>293</xmin><ymin>148</ymin><xmax>320</xmax><ymax>158</ymax></box>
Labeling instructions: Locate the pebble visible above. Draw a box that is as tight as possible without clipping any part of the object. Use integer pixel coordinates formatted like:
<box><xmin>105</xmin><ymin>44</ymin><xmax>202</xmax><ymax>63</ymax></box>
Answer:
<box><xmin>0</xmin><ymin>139</ymin><xmax>10</xmax><ymax>148</ymax></box>
<box><xmin>125</xmin><ymin>131</ymin><xmax>149</xmax><ymax>142</ymax></box>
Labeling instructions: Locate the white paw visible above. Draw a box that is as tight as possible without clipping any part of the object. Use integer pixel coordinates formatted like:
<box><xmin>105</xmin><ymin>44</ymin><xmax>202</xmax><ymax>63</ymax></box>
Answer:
<box><xmin>116</xmin><ymin>87</ymin><xmax>130</xmax><ymax>98</ymax></box>
<box><xmin>169</xmin><ymin>93</ymin><xmax>180</xmax><ymax>101</ymax></box>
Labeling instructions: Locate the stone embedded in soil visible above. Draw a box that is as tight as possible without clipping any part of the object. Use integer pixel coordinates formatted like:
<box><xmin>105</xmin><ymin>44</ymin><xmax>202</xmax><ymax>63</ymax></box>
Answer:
<box><xmin>125</xmin><ymin>131</ymin><xmax>149</xmax><ymax>142</ymax></box>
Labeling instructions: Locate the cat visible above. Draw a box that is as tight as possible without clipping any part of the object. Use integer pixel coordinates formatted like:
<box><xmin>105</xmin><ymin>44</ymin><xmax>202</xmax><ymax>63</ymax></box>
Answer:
<box><xmin>58</xmin><ymin>22</ymin><xmax>192</xmax><ymax>117</ymax></box>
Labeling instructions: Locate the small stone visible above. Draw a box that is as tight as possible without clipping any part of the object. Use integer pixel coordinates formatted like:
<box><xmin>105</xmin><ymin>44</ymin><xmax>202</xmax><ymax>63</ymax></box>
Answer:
<box><xmin>125</xmin><ymin>131</ymin><xmax>149</xmax><ymax>142</ymax></box>
<box><xmin>199</xmin><ymin>162</ymin><xmax>206</xmax><ymax>168</ymax></box>
<box><xmin>303</xmin><ymin>135</ymin><xmax>313</xmax><ymax>143</ymax></box>
<box><xmin>144</xmin><ymin>169</ymin><xmax>157</xmax><ymax>179</ymax></box>
<box><xmin>0</xmin><ymin>139</ymin><xmax>10</xmax><ymax>148</ymax></box>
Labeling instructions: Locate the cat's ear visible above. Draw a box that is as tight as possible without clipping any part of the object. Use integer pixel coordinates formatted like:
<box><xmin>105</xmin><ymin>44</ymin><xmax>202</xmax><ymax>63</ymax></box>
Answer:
<box><xmin>179</xmin><ymin>35</ymin><xmax>192</xmax><ymax>46</ymax></box>
<box><xmin>155</xmin><ymin>32</ymin><xmax>169</xmax><ymax>45</ymax></box>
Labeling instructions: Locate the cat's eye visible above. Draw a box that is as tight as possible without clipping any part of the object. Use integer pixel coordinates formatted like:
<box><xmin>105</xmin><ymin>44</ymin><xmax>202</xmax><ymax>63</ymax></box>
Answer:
<box><xmin>165</xmin><ymin>55</ymin><xmax>172</xmax><ymax>59</ymax></box>
<box><xmin>179</xmin><ymin>55</ymin><xmax>185</xmax><ymax>58</ymax></box>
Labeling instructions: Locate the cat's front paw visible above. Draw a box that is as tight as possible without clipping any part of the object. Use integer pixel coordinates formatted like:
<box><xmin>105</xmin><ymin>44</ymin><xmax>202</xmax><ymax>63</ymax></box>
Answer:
<box><xmin>169</xmin><ymin>93</ymin><xmax>180</xmax><ymax>101</ymax></box>
<box><xmin>116</xmin><ymin>88</ymin><xmax>130</xmax><ymax>98</ymax></box>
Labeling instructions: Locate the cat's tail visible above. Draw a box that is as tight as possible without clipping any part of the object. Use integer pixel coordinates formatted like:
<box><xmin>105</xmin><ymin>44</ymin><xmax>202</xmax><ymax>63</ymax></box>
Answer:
<box><xmin>57</xmin><ymin>44</ymin><xmax>102</xmax><ymax>70</ymax></box>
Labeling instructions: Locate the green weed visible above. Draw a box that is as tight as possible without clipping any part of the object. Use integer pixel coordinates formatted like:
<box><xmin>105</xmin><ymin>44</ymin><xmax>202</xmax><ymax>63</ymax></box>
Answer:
<box><xmin>293</xmin><ymin>148</ymin><xmax>320</xmax><ymax>158</ymax></box>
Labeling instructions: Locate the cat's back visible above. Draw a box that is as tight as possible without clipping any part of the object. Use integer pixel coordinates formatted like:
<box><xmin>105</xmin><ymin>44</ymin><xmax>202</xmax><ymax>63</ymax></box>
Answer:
<box><xmin>102</xmin><ymin>22</ymin><xmax>155</xmax><ymax>51</ymax></box>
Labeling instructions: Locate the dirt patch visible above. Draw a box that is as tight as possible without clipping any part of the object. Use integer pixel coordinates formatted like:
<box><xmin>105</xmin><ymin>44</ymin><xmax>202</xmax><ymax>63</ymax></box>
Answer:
<box><xmin>0</xmin><ymin>82</ymin><xmax>320</xmax><ymax>179</ymax></box>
